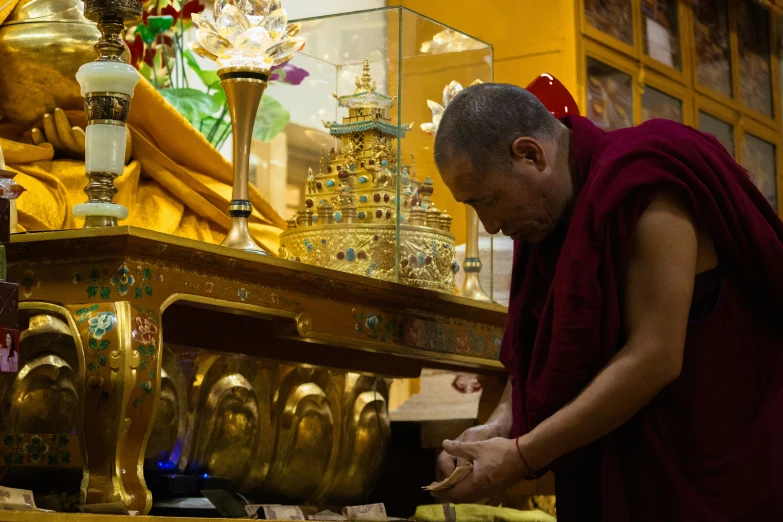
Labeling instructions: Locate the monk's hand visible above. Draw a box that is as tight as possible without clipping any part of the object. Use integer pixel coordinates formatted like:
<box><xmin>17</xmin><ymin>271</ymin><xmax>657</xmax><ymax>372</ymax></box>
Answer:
<box><xmin>430</xmin><ymin>437</ymin><xmax>528</xmax><ymax>504</ymax></box>
<box><xmin>436</xmin><ymin>423</ymin><xmax>508</xmax><ymax>479</ymax></box>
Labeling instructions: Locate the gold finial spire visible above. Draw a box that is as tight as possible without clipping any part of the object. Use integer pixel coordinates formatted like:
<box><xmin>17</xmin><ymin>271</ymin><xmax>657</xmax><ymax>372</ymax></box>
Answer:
<box><xmin>354</xmin><ymin>59</ymin><xmax>376</xmax><ymax>93</ymax></box>
<box><xmin>319</xmin><ymin>145</ymin><xmax>325</xmax><ymax>174</ymax></box>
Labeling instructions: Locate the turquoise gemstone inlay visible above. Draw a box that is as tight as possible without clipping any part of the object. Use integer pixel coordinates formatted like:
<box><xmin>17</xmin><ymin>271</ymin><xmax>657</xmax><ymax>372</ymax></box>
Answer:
<box><xmin>346</xmin><ymin>248</ymin><xmax>356</xmax><ymax>262</ymax></box>
<box><xmin>334</xmin><ymin>211</ymin><xmax>342</xmax><ymax>222</ymax></box>
<box><xmin>326</xmin><ymin>180</ymin><xmax>335</xmax><ymax>187</ymax></box>
<box><xmin>359</xmin><ymin>176</ymin><xmax>368</xmax><ymax>184</ymax></box>
<box><xmin>417</xmin><ymin>252</ymin><xmax>425</xmax><ymax>265</ymax></box>
<box><xmin>358</xmin><ymin>212</ymin><xmax>366</xmax><ymax>219</ymax></box>
<box><xmin>360</xmin><ymin>195</ymin><xmax>368</xmax><ymax>203</ymax></box>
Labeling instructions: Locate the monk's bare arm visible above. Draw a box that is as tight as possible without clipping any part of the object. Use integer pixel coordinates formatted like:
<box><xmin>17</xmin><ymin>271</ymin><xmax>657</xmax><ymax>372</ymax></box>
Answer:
<box><xmin>518</xmin><ymin>192</ymin><xmax>698</xmax><ymax>471</ymax></box>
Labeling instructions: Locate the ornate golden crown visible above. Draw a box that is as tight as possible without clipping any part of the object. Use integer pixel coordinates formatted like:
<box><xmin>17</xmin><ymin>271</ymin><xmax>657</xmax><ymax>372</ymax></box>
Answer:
<box><xmin>279</xmin><ymin>60</ymin><xmax>457</xmax><ymax>293</ymax></box>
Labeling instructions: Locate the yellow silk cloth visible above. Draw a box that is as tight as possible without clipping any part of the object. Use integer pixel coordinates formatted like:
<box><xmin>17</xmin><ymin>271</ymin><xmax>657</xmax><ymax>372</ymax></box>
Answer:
<box><xmin>0</xmin><ymin>0</ymin><xmax>285</xmax><ymax>252</ymax></box>
<box><xmin>414</xmin><ymin>504</ymin><xmax>556</xmax><ymax>522</ymax></box>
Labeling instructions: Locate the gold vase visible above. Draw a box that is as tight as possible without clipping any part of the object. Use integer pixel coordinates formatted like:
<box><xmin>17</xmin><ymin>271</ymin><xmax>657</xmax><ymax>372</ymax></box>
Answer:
<box><xmin>218</xmin><ymin>67</ymin><xmax>269</xmax><ymax>255</ymax></box>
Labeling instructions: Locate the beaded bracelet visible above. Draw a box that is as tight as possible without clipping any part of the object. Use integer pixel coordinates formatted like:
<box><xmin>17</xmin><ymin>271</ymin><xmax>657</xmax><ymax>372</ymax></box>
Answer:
<box><xmin>515</xmin><ymin>436</ymin><xmax>545</xmax><ymax>479</ymax></box>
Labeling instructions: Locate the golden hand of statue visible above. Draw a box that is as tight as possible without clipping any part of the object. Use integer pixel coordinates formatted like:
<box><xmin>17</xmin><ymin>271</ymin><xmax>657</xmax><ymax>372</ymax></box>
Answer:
<box><xmin>30</xmin><ymin>108</ymin><xmax>132</xmax><ymax>163</ymax></box>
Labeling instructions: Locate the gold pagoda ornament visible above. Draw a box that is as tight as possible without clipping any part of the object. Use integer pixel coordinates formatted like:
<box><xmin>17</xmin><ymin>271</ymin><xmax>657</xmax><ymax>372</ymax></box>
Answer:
<box><xmin>279</xmin><ymin>60</ymin><xmax>457</xmax><ymax>293</ymax></box>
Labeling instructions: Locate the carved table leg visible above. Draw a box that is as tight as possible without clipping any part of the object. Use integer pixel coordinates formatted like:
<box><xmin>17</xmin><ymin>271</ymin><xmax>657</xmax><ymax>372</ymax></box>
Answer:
<box><xmin>67</xmin><ymin>302</ymin><xmax>161</xmax><ymax>514</ymax></box>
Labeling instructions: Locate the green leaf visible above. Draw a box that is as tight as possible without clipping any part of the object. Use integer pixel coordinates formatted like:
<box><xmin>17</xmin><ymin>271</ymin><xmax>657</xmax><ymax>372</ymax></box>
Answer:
<box><xmin>100</xmin><ymin>286</ymin><xmax>110</xmax><ymax>300</ymax></box>
<box><xmin>76</xmin><ymin>307</ymin><xmax>89</xmax><ymax>316</ymax></box>
<box><xmin>140</xmin><ymin>380</ymin><xmax>153</xmax><ymax>394</ymax></box>
<box><xmin>4</xmin><ymin>434</ymin><xmax>14</xmax><ymax>448</ymax></box>
<box><xmin>91</xmin><ymin>304</ymin><xmax>99</xmax><ymax>312</ymax></box>
<box><xmin>252</xmin><ymin>95</ymin><xmax>290</xmax><ymax>142</ymax></box>
<box><xmin>13</xmin><ymin>454</ymin><xmax>22</xmax><ymax>465</ymax></box>
<box><xmin>145</xmin><ymin>284</ymin><xmax>153</xmax><ymax>297</ymax></box>
<box><xmin>87</xmin><ymin>362</ymin><xmax>97</xmax><ymax>371</ymax></box>
<box><xmin>135</xmin><ymin>287</ymin><xmax>143</xmax><ymax>299</ymax></box>
<box><xmin>48</xmin><ymin>454</ymin><xmax>58</xmax><ymax>466</ymax></box>
<box><xmin>211</xmin><ymin>89</ymin><xmax>226</xmax><ymax>107</ymax></box>
<box><xmin>132</xmin><ymin>397</ymin><xmax>143</xmax><ymax>408</ymax></box>
<box><xmin>98</xmin><ymin>354</ymin><xmax>107</xmax><ymax>367</ymax></box>
<box><xmin>98</xmin><ymin>340</ymin><xmax>110</xmax><ymax>351</ymax></box>
<box><xmin>147</xmin><ymin>345</ymin><xmax>155</xmax><ymax>356</ymax></box>
<box><xmin>135</xmin><ymin>23</ymin><xmax>155</xmax><ymax>44</ymax></box>
<box><xmin>138</xmin><ymin>345</ymin><xmax>147</xmax><ymax>356</ymax></box>
<box><xmin>147</xmin><ymin>15</ymin><xmax>174</xmax><ymax>34</ymax></box>
<box><xmin>89</xmin><ymin>269</ymin><xmax>100</xmax><ymax>281</ymax></box>
<box><xmin>159</xmin><ymin>88</ymin><xmax>221</xmax><ymax>125</ymax></box>
<box><xmin>148</xmin><ymin>369</ymin><xmax>155</xmax><ymax>380</ymax></box>
<box><xmin>89</xmin><ymin>338</ymin><xmax>97</xmax><ymax>350</ymax></box>
<box><xmin>184</xmin><ymin>49</ymin><xmax>221</xmax><ymax>90</ymax></box>
<box><xmin>59</xmin><ymin>435</ymin><xmax>68</xmax><ymax>447</ymax></box>
<box><xmin>61</xmin><ymin>451</ymin><xmax>70</xmax><ymax>464</ymax></box>
<box><xmin>140</xmin><ymin>359</ymin><xmax>147</xmax><ymax>370</ymax></box>
<box><xmin>87</xmin><ymin>285</ymin><xmax>98</xmax><ymax>298</ymax></box>
<box><xmin>143</xmin><ymin>268</ymin><xmax>152</xmax><ymax>280</ymax></box>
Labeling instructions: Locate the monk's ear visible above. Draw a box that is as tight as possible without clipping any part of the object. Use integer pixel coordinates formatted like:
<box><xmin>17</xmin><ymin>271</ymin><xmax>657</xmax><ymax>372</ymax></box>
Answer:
<box><xmin>510</xmin><ymin>137</ymin><xmax>547</xmax><ymax>171</ymax></box>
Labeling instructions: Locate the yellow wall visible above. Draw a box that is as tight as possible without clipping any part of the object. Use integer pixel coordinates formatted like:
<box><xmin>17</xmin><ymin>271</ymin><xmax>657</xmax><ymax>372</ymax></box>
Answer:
<box><xmin>390</xmin><ymin>0</ymin><xmax>579</xmax><ymax>94</ymax></box>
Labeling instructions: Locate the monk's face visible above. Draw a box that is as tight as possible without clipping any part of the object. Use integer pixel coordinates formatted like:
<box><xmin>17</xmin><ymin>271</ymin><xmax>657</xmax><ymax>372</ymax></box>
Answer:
<box><xmin>440</xmin><ymin>136</ymin><xmax>566</xmax><ymax>244</ymax></box>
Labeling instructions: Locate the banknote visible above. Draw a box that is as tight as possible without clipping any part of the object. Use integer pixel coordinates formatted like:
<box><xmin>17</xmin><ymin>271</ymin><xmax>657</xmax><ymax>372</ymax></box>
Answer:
<box><xmin>342</xmin><ymin>503</ymin><xmax>387</xmax><ymax>520</ymax></box>
<box><xmin>0</xmin><ymin>486</ymin><xmax>37</xmax><ymax>511</ymax></box>
<box><xmin>308</xmin><ymin>509</ymin><xmax>346</xmax><ymax>520</ymax></box>
<box><xmin>422</xmin><ymin>462</ymin><xmax>473</xmax><ymax>491</ymax></box>
<box><xmin>246</xmin><ymin>504</ymin><xmax>305</xmax><ymax>520</ymax></box>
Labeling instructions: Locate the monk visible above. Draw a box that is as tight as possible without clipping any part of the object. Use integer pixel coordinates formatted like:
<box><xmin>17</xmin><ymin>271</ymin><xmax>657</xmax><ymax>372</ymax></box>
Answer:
<box><xmin>430</xmin><ymin>83</ymin><xmax>783</xmax><ymax>520</ymax></box>
<box><xmin>0</xmin><ymin>0</ymin><xmax>284</xmax><ymax>251</ymax></box>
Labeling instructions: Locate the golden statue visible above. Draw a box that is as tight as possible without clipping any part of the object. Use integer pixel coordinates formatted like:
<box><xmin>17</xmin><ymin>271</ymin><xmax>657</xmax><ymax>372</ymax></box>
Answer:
<box><xmin>0</xmin><ymin>0</ymin><xmax>284</xmax><ymax>252</ymax></box>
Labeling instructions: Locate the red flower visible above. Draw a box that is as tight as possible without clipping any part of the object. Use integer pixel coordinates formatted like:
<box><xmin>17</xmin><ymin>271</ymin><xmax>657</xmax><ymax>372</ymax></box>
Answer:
<box><xmin>127</xmin><ymin>33</ymin><xmax>145</xmax><ymax>69</ymax></box>
<box><xmin>160</xmin><ymin>0</ymin><xmax>204</xmax><ymax>24</ymax></box>
<box><xmin>160</xmin><ymin>4</ymin><xmax>179</xmax><ymax>23</ymax></box>
<box><xmin>181</xmin><ymin>0</ymin><xmax>205</xmax><ymax>22</ymax></box>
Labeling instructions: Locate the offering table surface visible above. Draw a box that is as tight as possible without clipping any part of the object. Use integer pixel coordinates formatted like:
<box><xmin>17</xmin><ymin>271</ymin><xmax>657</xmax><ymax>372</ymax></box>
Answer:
<box><xmin>4</xmin><ymin>227</ymin><xmax>507</xmax><ymax>514</ymax></box>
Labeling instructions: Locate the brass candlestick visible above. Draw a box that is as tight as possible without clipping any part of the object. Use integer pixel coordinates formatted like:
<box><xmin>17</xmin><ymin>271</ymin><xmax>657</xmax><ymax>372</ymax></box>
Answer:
<box><xmin>461</xmin><ymin>206</ymin><xmax>490</xmax><ymax>302</ymax></box>
<box><xmin>73</xmin><ymin>0</ymin><xmax>141</xmax><ymax>227</ymax></box>
<box><xmin>218</xmin><ymin>67</ymin><xmax>270</xmax><ymax>254</ymax></box>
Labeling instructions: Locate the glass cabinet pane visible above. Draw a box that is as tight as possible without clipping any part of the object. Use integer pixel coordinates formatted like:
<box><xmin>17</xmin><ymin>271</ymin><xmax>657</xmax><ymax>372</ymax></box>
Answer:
<box><xmin>692</xmin><ymin>0</ymin><xmax>732</xmax><ymax>98</ymax></box>
<box><xmin>642</xmin><ymin>0</ymin><xmax>681</xmax><ymax>70</ymax></box>
<box><xmin>698</xmin><ymin>111</ymin><xmax>735</xmax><ymax>157</ymax></box>
<box><xmin>584</xmin><ymin>0</ymin><xmax>633</xmax><ymax>46</ymax></box>
<box><xmin>586</xmin><ymin>58</ymin><xmax>633</xmax><ymax>131</ymax></box>
<box><xmin>742</xmin><ymin>133</ymin><xmax>777</xmax><ymax>209</ymax></box>
<box><xmin>737</xmin><ymin>2</ymin><xmax>773</xmax><ymax>117</ymax></box>
<box><xmin>642</xmin><ymin>86</ymin><xmax>683</xmax><ymax>122</ymax></box>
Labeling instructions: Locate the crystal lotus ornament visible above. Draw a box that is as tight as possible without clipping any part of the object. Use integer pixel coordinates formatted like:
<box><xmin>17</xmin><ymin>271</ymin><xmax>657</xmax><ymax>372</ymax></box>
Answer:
<box><xmin>420</xmin><ymin>79</ymin><xmax>482</xmax><ymax>135</ymax></box>
<box><xmin>190</xmin><ymin>1</ymin><xmax>303</xmax><ymax>70</ymax></box>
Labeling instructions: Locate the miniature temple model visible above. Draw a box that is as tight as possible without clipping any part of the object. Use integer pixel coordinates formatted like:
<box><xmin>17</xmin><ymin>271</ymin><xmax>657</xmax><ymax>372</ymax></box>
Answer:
<box><xmin>280</xmin><ymin>60</ymin><xmax>457</xmax><ymax>293</ymax></box>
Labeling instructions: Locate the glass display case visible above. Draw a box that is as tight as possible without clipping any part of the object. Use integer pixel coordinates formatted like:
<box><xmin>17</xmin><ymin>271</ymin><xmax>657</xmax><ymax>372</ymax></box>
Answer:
<box><xmin>256</xmin><ymin>7</ymin><xmax>495</xmax><ymax>298</ymax></box>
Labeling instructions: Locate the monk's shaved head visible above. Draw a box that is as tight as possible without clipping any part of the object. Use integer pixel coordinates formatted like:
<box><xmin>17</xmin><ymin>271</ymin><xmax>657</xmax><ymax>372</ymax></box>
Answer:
<box><xmin>434</xmin><ymin>83</ymin><xmax>559</xmax><ymax>175</ymax></box>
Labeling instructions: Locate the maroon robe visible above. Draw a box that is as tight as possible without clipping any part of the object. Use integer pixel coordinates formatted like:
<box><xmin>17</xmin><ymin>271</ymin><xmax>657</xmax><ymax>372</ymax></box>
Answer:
<box><xmin>500</xmin><ymin>115</ymin><xmax>783</xmax><ymax>520</ymax></box>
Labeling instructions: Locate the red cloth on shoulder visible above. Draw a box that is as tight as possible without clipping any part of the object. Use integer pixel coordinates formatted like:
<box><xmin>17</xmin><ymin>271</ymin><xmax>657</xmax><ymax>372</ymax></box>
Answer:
<box><xmin>500</xmin><ymin>116</ymin><xmax>783</xmax><ymax>520</ymax></box>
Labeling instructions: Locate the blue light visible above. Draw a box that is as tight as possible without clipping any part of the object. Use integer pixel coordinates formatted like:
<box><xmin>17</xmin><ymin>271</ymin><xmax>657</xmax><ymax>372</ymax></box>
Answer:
<box><xmin>202</xmin><ymin>473</ymin><xmax>209</xmax><ymax>479</ymax></box>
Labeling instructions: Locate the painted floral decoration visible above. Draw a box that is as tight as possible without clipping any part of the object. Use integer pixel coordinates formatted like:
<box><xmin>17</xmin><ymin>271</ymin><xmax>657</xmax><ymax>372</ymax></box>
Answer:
<box><xmin>110</xmin><ymin>264</ymin><xmax>136</xmax><ymax>296</ymax></box>
<box><xmin>238</xmin><ymin>288</ymin><xmax>248</xmax><ymax>301</ymax></box>
<box><xmin>136</xmin><ymin>317</ymin><xmax>159</xmax><ymax>346</ymax></box>
<box><xmin>20</xmin><ymin>269</ymin><xmax>40</xmax><ymax>298</ymax></box>
<box><xmin>23</xmin><ymin>436</ymin><xmax>49</xmax><ymax>463</ymax></box>
<box><xmin>191</xmin><ymin>0</ymin><xmax>304</xmax><ymax>70</ymax></box>
<box><xmin>88</xmin><ymin>312</ymin><xmax>115</xmax><ymax>340</ymax></box>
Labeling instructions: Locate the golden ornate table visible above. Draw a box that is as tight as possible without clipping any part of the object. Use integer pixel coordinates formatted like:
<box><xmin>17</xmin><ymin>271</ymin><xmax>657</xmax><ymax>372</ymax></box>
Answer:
<box><xmin>1</xmin><ymin>228</ymin><xmax>506</xmax><ymax>515</ymax></box>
